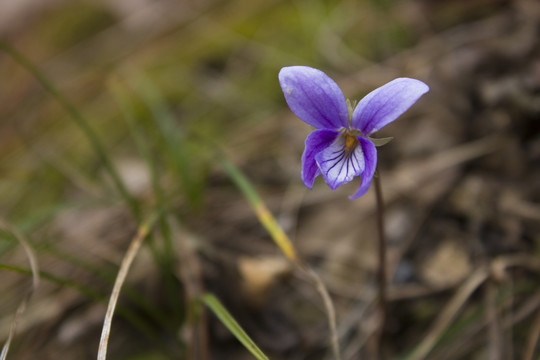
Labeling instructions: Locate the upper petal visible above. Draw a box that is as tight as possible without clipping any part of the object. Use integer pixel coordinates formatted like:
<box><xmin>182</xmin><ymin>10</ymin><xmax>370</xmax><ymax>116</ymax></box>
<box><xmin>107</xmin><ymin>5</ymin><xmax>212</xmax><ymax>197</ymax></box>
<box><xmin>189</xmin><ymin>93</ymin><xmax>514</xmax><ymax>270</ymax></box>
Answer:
<box><xmin>279</xmin><ymin>66</ymin><xmax>349</xmax><ymax>130</ymax></box>
<box><xmin>349</xmin><ymin>137</ymin><xmax>377</xmax><ymax>199</ymax></box>
<box><xmin>301</xmin><ymin>129</ymin><xmax>340</xmax><ymax>188</ymax></box>
<box><xmin>351</xmin><ymin>78</ymin><xmax>429</xmax><ymax>135</ymax></box>
<box><xmin>315</xmin><ymin>133</ymin><xmax>365</xmax><ymax>190</ymax></box>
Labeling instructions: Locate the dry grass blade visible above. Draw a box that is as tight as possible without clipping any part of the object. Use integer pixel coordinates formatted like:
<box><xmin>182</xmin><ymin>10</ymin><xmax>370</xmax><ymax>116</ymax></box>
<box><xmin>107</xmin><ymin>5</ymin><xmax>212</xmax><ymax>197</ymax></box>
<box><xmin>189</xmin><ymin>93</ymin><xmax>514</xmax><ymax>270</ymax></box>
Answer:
<box><xmin>300</xmin><ymin>265</ymin><xmax>341</xmax><ymax>360</ymax></box>
<box><xmin>220</xmin><ymin>157</ymin><xmax>341</xmax><ymax>360</ymax></box>
<box><xmin>427</xmin><ymin>254</ymin><xmax>540</xmax><ymax>360</ymax></box>
<box><xmin>0</xmin><ymin>220</ymin><xmax>40</xmax><ymax>360</ymax></box>
<box><xmin>219</xmin><ymin>157</ymin><xmax>298</xmax><ymax>262</ymax></box>
<box><xmin>97</xmin><ymin>212</ymin><xmax>159</xmax><ymax>360</ymax></box>
<box><xmin>408</xmin><ymin>267</ymin><xmax>489</xmax><ymax>360</ymax></box>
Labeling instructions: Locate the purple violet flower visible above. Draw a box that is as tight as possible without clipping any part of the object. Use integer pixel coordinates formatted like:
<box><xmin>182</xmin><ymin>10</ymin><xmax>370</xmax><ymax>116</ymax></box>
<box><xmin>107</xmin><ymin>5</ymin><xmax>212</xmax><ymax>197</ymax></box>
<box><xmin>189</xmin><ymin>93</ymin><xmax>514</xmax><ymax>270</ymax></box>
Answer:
<box><xmin>279</xmin><ymin>66</ymin><xmax>429</xmax><ymax>199</ymax></box>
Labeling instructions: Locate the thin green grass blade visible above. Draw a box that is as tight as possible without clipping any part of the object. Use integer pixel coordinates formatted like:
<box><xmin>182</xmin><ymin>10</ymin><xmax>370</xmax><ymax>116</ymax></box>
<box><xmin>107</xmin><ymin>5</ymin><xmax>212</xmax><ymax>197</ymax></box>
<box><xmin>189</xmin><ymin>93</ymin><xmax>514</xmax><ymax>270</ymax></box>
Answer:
<box><xmin>131</xmin><ymin>73</ymin><xmax>201</xmax><ymax>207</ymax></box>
<box><xmin>201</xmin><ymin>293</ymin><xmax>269</xmax><ymax>360</ymax></box>
<box><xmin>15</xmin><ymin>200</ymin><xmax>102</xmax><ymax>233</ymax></box>
<box><xmin>108</xmin><ymin>77</ymin><xmax>164</xmax><ymax>207</ymax></box>
<box><xmin>108</xmin><ymin>77</ymin><xmax>174</xmax><ymax>258</ymax></box>
<box><xmin>219</xmin><ymin>157</ymin><xmax>297</xmax><ymax>261</ymax></box>
<box><xmin>0</xmin><ymin>263</ymin><xmax>156</xmax><ymax>342</ymax></box>
<box><xmin>1</xmin><ymin>198</ymin><xmax>149</xmax><ymax>299</ymax></box>
<box><xmin>36</xmin><ymin>242</ymin><xmax>170</xmax><ymax>328</ymax></box>
<box><xmin>0</xmin><ymin>222</ymin><xmax>39</xmax><ymax>360</ymax></box>
<box><xmin>109</xmin><ymin>77</ymin><xmax>184</xmax><ymax>325</ymax></box>
<box><xmin>0</xmin><ymin>39</ymin><xmax>141</xmax><ymax>221</ymax></box>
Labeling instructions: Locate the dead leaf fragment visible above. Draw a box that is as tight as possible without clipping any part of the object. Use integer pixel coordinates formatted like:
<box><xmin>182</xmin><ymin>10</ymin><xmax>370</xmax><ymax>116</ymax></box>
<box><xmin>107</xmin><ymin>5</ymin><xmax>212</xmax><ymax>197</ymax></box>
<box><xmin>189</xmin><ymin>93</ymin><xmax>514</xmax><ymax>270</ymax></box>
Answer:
<box><xmin>238</xmin><ymin>256</ymin><xmax>291</xmax><ymax>307</ymax></box>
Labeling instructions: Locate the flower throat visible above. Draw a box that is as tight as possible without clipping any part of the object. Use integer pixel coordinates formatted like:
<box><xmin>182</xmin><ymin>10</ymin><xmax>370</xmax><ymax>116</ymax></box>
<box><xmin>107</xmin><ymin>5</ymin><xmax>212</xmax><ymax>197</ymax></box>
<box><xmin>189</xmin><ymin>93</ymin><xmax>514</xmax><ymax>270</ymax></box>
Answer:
<box><xmin>344</xmin><ymin>132</ymin><xmax>358</xmax><ymax>152</ymax></box>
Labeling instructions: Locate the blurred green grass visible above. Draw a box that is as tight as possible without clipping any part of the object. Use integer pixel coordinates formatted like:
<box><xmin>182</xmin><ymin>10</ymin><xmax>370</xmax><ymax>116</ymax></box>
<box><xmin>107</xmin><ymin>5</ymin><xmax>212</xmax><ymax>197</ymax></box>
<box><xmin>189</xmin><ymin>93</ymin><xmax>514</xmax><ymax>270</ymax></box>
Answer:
<box><xmin>1</xmin><ymin>0</ymin><xmax>418</xmax><ymax>228</ymax></box>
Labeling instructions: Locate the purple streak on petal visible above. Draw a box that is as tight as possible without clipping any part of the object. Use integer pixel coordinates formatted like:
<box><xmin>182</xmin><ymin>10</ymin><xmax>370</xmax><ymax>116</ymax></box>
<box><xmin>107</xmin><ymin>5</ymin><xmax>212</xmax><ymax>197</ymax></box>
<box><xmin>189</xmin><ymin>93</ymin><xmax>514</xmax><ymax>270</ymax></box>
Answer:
<box><xmin>279</xmin><ymin>66</ymin><xmax>349</xmax><ymax>130</ymax></box>
<box><xmin>351</xmin><ymin>78</ymin><xmax>429</xmax><ymax>135</ymax></box>
<box><xmin>315</xmin><ymin>134</ymin><xmax>365</xmax><ymax>190</ymax></box>
<box><xmin>301</xmin><ymin>129</ymin><xmax>340</xmax><ymax>188</ymax></box>
<box><xmin>349</xmin><ymin>137</ymin><xmax>377</xmax><ymax>199</ymax></box>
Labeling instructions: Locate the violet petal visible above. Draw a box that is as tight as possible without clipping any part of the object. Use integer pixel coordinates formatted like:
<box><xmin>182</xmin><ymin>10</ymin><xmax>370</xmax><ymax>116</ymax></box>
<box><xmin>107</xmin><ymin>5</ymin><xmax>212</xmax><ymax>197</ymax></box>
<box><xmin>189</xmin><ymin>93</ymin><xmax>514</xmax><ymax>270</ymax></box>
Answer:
<box><xmin>351</xmin><ymin>78</ymin><xmax>429</xmax><ymax>135</ymax></box>
<box><xmin>315</xmin><ymin>133</ymin><xmax>365</xmax><ymax>190</ymax></box>
<box><xmin>301</xmin><ymin>129</ymin><xmax>340</xmax><ymax>188</ymax></box>
<box><xmin>349</xmin><ymin>137</ymin><xmax>377</xmax><ymax>199</ymax></box>
<box><xmin>279</xmin><ymin>66</ymin><xmax>349</xmax><ymax>130</ymax></box>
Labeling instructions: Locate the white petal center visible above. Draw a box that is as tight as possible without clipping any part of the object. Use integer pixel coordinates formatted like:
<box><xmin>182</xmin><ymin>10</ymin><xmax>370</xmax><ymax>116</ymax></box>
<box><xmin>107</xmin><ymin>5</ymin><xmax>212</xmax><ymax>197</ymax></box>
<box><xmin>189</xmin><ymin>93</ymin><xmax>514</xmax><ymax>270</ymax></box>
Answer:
<box><xmin>315</xmin><ymin>132</ymin><xmax>365</xmax><ymax>190</ymax></box>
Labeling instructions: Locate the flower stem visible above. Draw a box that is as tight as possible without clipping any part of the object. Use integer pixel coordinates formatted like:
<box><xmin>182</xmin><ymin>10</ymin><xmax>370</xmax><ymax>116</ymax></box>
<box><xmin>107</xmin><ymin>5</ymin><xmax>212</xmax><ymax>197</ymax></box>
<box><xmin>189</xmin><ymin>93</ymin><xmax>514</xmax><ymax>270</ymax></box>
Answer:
<box><xmin>372</xmin><ymin>169</ymin><xmax>387</xmax><ymax>359</ymax></box>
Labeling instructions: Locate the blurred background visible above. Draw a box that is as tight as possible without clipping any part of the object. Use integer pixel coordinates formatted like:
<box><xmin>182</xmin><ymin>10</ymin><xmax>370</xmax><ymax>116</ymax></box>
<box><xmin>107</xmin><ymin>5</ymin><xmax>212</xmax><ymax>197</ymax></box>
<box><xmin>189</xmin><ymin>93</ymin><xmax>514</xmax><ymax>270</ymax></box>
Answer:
<box><xmin>1</xmin><ymin>0</ymin><xmax>539</xmax><ymax>359</ymax></box>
